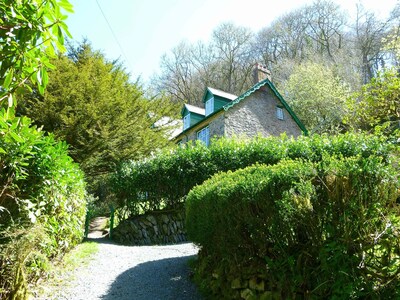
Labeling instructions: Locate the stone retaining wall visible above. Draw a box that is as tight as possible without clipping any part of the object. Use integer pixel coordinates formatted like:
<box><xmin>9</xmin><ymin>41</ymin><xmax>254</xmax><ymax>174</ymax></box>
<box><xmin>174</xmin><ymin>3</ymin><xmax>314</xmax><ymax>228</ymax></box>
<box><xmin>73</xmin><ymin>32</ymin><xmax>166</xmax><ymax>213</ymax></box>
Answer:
<box><xmin>112</xmin><ymin>209</ymin><xmax>186</xmax><ymax>245</ymax></box>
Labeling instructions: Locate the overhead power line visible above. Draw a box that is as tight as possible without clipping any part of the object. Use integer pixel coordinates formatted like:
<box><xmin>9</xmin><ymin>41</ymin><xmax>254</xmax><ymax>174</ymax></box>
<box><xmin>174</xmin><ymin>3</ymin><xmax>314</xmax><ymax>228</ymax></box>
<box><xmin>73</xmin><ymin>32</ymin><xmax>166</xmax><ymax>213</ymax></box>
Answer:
<box><xmin>95</xmin><ymin>0</ymin><xmax>133</xmax><ymax>72</ymax></box>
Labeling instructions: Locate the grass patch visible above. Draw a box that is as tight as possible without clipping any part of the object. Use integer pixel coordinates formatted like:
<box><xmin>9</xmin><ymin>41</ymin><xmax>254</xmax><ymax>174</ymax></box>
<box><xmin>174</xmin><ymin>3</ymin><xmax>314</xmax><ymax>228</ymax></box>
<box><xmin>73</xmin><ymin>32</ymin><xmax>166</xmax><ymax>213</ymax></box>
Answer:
<box><xmin>62</xmin><ymin>241</ymin><xmax>99</xmax><ymax>270</ymax></box>
<box><xmin>31</xmin><ymin>241</ymin><xmax>99</xmax><ymax>298</ymax></box>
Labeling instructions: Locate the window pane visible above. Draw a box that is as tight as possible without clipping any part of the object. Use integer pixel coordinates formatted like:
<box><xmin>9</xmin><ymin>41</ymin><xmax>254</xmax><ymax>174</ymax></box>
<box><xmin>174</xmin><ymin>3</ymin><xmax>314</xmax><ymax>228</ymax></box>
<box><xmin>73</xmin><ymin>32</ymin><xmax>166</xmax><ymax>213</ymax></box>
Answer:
<box><xmin>197</xmin><ymin>126</ymin><xmax>210</xmax><ymax>146</ymax></box>
<box><xmin>276</xmin><ymin>107</ymin><xmax>284</xmax><ymax>120</ymax></box>
<box><xmin>205</xmin><ymin>98</ymin><xmax>214</xmax><ymax>116</ymax></box>
<box><xmin>183</xmin><ymin>114</ymin><xmax>190</xmax><ymax>129</ymax></box>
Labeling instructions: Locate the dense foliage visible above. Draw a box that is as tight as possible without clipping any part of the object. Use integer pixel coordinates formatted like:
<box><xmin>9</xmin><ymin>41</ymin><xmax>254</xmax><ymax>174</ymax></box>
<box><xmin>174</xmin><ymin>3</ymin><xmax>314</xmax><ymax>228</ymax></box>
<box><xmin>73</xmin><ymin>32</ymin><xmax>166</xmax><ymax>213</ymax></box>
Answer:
<box><xmin>111</xmin><ymin>133</ymin><xmax>395</xmax><ymax>216</ymax></box>
<box><xmin>18</xmin><ymin>41</ymin><xmax>180</xmax><ymax>196</ymax></box>
<box><xmin>346</xmin><ymin>68</ymin><xmax>400</xmax><ymax>137</ymax></box>
<box><xmin>0</xmin><ymin>110</ymin><xmax>86</xmax><ymax>298</ymax></box>
<box><xmin>0</xmin><ymin>1</ymin><xmax>88</xmax><ymax>299</ymax></box>
<box><xmin>0</xmin><ymin>0</ymin><xmax>73</xmax><ymax>107</ymax></box>
<box><xmin>283</xmin><ymin>62</ymin><xmax>350</xmax><ymax>134</ymax></box>
<box><xmin>186</xmin><ymin>155</ymin><xmax>400</xmax><ymax>298</ymax></box>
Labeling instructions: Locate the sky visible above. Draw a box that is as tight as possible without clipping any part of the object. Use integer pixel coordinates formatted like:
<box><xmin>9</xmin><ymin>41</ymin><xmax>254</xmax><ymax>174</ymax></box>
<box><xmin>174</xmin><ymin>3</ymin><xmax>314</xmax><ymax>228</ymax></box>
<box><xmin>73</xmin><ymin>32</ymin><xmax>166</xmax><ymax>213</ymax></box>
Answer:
<box><xmin>66</xmin><ymin>0</ymin><xmax>399</xmax><ymax>83</ymax></box>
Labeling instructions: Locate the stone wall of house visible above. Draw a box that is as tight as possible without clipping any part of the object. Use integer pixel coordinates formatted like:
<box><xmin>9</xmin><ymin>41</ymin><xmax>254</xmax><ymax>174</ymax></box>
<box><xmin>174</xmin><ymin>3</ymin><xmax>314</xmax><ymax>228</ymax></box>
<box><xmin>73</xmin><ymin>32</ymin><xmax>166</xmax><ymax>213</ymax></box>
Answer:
<box><xmin>112</xmin><ymin>209</ymin><xmax>186</xmax><ymax>245</ymax></box>
<box><xmin>178</xmin><ymin>113</ymin><xmax>225</xmax><ymax>144</ymax></box>
<box><xmin>209</xmin><ymin>113</ymin><xmax>225</xmax><ymax>138</ymax></box>
<box><xmin>225</xmin><ymin>86</ymin><xmax>302</xmax><ymax>138</ymax></box>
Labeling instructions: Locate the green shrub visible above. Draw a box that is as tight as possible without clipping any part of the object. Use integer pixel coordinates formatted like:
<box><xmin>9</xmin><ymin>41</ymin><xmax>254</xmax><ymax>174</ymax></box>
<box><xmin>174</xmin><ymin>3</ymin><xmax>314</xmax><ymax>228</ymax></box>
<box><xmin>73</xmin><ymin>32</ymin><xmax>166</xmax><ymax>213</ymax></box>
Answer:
<box><xmin>186</xmin><ymin>156</ymin><xmax>400</xmax><ymax>298</ymax></box>
<box><xmin>111</xmin><ymin>133</ymin><xmax>395</xmax><ymax>216</ymax></box>
<box><xmin>186</xmin><ymin>160</ymin><xmax>317</xmax><ymax>258</ymax></box>
<box><xmin>0</xmin><ymin>109</ymin><xmax>87</xmax><ymax>298</ymax></box>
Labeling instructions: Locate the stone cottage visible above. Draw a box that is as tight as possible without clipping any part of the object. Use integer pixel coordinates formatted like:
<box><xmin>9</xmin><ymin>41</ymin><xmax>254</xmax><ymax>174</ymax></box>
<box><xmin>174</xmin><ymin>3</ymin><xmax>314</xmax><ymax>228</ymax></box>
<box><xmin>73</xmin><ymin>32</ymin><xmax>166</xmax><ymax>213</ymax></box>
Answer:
<box><xmin>174</xmin><ymin>64</ymin><xmax>307</xmax><ymax>145</ymax></box>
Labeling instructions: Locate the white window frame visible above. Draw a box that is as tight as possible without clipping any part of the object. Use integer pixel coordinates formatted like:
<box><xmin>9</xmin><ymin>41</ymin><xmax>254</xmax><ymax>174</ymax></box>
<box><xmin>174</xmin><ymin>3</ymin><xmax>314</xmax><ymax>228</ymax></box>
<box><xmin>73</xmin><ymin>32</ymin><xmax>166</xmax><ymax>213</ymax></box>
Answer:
<box><xmin>276</xmin><ymin>107</ymin><xmax>284</xmax><ymax>120</ymax></box>
<box><xmin>197</xmin><ymin>126</ymin><xmax>210</xmax><ymax>146</ymax></box>
<box><xmin>183</xmin><ymin>114</ymin><xmax>190</xmax><ymax>130</ymax></box>
<box><xmin>205</xmin><ymin>97</ymin><xmax>214</xmax><ymax>116</ymax></box>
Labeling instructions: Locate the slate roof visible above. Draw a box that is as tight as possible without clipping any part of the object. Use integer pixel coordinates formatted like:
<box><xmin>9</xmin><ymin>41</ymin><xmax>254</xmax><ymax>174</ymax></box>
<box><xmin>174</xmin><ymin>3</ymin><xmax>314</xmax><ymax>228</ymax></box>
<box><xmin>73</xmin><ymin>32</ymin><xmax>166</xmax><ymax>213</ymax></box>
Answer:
<box><xmin>176</xmin><ymin>79</ymin><xmax>308</xmax><ymax>139</ymax></box>
<box><xmin>205</xmin><ymin>87</ymin><xmax>237</xmax><ymax>101</ymax></box>
<box><xmin>182</xmin><ymin>103</ymin><xmax>205</xmax><ymax>116</ymax></box>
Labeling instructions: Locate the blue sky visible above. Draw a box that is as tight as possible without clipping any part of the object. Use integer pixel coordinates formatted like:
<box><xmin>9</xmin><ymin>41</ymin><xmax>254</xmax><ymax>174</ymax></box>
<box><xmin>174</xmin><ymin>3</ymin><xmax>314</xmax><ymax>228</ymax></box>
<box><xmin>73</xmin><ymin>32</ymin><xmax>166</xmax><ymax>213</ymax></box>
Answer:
<box><xmin>66</xmin><ymin>0</ymin><xmax>398</xmax><ymax>83</ymax></box>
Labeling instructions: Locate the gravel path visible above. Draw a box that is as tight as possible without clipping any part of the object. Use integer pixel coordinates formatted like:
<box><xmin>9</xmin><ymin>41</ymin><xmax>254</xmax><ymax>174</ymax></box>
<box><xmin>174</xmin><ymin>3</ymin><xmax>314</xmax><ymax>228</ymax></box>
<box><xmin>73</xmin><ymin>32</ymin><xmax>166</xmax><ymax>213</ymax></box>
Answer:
<box><xmin>39</xmin><ymin>239</ymin><xmax>203</xmax><ymax>300</ymax></box>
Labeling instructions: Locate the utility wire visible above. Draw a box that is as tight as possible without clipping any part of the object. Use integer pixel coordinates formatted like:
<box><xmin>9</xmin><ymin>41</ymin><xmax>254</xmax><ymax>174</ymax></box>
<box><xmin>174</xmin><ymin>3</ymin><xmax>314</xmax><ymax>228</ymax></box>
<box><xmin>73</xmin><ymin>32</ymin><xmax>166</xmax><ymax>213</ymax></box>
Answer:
<box><xmin>95</xmin><ymin>0</ymin><xmax>133</xmax><ymax>72</ymax></box>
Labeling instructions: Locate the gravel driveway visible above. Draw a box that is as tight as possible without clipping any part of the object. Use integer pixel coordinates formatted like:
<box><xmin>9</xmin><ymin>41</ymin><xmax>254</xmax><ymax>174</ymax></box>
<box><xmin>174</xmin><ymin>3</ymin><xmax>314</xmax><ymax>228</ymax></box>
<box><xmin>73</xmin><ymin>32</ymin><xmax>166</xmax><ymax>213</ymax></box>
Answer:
<box><xmin>38</xmin><ymin>239</ymin><xmax>203</xmax><ymax>300</ymax></box>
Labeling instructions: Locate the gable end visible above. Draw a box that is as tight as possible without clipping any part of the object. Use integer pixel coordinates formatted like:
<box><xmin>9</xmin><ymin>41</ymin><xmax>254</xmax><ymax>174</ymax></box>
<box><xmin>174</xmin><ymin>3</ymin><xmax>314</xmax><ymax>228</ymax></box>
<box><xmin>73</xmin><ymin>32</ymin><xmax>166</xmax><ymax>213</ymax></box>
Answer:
<box><xmin>223</xmin><ymin>79</ymin><xmax>308</xmax><ymax>135</ymax></box>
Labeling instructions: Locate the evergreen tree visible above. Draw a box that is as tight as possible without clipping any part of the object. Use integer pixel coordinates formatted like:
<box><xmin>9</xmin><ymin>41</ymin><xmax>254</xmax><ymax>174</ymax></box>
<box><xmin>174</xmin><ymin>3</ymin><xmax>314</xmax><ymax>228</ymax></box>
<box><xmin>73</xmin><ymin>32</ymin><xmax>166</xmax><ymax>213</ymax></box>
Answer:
<box><xmin>19</xmin><ymin>42</ymin><xmax>180</xmax><ymax>190</ymax></box>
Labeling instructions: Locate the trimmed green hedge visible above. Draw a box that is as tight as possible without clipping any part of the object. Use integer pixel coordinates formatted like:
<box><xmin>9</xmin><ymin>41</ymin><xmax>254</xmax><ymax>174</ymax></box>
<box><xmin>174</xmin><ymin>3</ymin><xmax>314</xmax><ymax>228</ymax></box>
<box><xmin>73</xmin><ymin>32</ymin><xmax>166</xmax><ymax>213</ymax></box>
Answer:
<box><xmin>0</xmin><ymin>110</ymin><xmax>87</xmax><ymax>298</ymax></box>
<box><xmin>186</xmin><ymin>156</ymin><xmax>400</xmax><ymax>298</ymax></box>
<box><xmin>112</xmin><ymin>133</ymin><xmax>394</xmax><ymax>215</ymax></box>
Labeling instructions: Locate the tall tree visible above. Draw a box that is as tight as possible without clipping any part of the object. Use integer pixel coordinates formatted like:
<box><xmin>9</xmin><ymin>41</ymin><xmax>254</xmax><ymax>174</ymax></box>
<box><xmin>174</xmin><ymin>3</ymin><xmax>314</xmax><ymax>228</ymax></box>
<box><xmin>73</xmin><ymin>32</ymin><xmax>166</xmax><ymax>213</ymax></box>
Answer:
<box><xmin>304</xmin><ymin>0</ymin><xmax>346</xmax><ymax>60</ymax></box>
<box><xmin>352</xmin><ymin>5</ymin><xmax>391</xmax><ymax>84</ymax></box>
<box><xmin>284</xmin><ymin>62</ymin><xmax>350</xmax><ymax>134</ymax></box>
<box><xmin>153</xmin><ymin>0</ymin><xmax>400</xmax><ymax>117</ymax></box>
<box><xmin>19</xmin><ymin>42</ymin><xmax>180</xmax><ymax>184</ymax></box>
<box><xmin>154</xmin><ymin>22</ymin><xmax>255</xmax><ymax>106</ymax></box>
<box><xmin>211</xmin><ymin>22</ymin><xmax>254</xmax><ymax>94</ymax></box>
<box><xmin>153</xmin><ymin>41</ymin><xmax>208</xmax><ymax>105</ymax></box>
<box><xmin>252</xmin><ymin>8</ymin><xmax>310</xmax><ymax>84</ymax></box>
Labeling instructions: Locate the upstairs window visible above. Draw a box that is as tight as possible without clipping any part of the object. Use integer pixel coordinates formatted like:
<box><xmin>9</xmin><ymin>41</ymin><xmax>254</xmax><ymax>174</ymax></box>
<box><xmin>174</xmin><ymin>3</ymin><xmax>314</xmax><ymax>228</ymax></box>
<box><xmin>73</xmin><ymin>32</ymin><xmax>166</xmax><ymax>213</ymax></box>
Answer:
<box><xmin>205</xmin><ymin>98</ymin><xmax>214</xmax><ymax>116</ymax></box>
<box><xmin>276</xmin><ymin>107</ymin><xmax>284</xmax><ymax>120</ymax></box>
<box><xmin>197</xmin><ymin>126</ymin><xmax>210</xmax><ymax>146</ymax></box>
<box><xmin>183</xmin><ymin>114</ymin><xmax>191</xmax><ymax>129</ymax></box>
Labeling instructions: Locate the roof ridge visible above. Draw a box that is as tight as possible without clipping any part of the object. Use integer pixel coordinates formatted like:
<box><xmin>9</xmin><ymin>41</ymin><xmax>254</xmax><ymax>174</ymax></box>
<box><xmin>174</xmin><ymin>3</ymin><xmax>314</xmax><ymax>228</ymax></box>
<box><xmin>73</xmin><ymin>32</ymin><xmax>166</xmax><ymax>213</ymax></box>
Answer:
<box><xmin>205</xmin><ymin>87</ymin><xmax>237</xmax><ymax>101</ymax></box>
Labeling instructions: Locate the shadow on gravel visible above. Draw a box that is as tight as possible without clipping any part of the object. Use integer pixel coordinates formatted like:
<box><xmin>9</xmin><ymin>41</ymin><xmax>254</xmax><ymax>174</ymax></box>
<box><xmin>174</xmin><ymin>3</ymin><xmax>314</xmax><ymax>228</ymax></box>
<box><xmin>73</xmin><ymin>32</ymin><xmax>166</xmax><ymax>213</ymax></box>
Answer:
<box><xmin>100</xmin><ymin>255</ymin><xmax>203</xmax><ymax>300</ymax></box>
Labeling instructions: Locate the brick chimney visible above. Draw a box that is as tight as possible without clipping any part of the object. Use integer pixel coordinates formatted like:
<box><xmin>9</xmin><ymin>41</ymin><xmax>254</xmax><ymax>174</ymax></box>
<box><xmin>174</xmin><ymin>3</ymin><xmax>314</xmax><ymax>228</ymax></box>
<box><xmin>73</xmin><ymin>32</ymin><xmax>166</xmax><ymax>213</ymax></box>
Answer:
<box><xmin>253</xmin><ymin>63</ymin><xmax>271</xmax><ymax>84</ymax></box>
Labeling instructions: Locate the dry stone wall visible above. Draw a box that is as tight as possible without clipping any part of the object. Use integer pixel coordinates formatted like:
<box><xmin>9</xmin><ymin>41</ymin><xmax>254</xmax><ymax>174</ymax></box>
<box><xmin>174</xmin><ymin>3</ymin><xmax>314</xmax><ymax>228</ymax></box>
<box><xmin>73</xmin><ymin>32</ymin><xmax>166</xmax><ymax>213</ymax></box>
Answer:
<box><xmin>112</xmin><ymin>210</ymin><xmax>187</xmax><ymax>245</ymax></box>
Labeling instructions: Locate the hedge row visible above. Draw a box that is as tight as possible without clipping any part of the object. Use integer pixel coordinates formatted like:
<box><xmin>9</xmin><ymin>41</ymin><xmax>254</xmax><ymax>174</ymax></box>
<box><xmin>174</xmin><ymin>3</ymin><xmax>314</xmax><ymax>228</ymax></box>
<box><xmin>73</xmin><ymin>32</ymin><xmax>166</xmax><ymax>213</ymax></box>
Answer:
<box><xmin>0</xmin><ymin>110</ymin><xmax>87</xmax><ymax>299</ymax></box>
<box><xmin>111</xmin><ymin>133</ymin><xmax>395</xmax><ymax>215</ymax></box>
<box><xmin>186</xmin><ymin>156</ymin><xmax>400</xmax><ymax>298</ymax></box>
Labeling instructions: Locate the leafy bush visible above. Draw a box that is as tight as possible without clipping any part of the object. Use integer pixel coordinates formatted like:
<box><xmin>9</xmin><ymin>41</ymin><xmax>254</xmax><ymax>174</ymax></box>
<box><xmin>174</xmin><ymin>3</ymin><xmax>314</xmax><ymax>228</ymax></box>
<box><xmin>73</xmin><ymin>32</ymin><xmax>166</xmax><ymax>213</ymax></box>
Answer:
<box><xmin>111</xmin><ymin>133</ymin><xmax>394</xmax><ymax>216</ymax></box>
<box><xmin>0</xmin><ymin>109</ymin><xmax>86</xmax><ymax>299</ymax></box>
<box><xmin>185</xmin><ymin>156</ymin><xmax>400</xmax><ymax>298</ymax></box>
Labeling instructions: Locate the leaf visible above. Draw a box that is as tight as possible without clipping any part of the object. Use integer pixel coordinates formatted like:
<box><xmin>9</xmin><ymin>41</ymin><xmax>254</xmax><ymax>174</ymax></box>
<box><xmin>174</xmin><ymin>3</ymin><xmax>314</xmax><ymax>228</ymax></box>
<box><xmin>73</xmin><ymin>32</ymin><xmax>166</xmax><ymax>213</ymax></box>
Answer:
<box><xmin>28</xmin><ymin>211</ymin><xmax>37</xmax><ymax>223</ymax></box>
<box><xmin>10</xmin><ymin>131</ymin><xmax>24</xmax><ymax>143</ymax></box>
<box><xmin>57</xmin><ymin>26</ymin><xmax>64</xmax><ymax>45</ymax></box>
<box><xmin>10</xmin><ymin>6</ymin><xmax>16</xmax><ymax>18</ymax></box>
<box><xmin>3</xmin><ymin>69</ymin><xmax>13</xmax><ymax>89</ymax></box>
<box><xmin>59</xmin><ymin>0</ymin><xmax>74</xmax><ymax>13</ymax></box>
<box><xmin>38</xmin><ymin>83</ymin><xmax>45</xmax><ymax>95</ymax></box>
<box><xmin>60</xmin><ymin>22</ymin><xmax>72</xmax><ymax>38</ymax></box>
<box><xmin>36</xmin><ymin>68</ymin><xmax>42</xmax><ymax>85</ymax></box>
<box><xmin>42</xmin><ymin>68</ymin><xmax>49</xmax><ymax>87</ymax></box>
<box><xmin>25</xmin><ymin>200</ymin><xmax>36</xmax><ymax>210</ymax></box>
<box><xmin>8</xmin><ymin>93</ymin><xmax>13</xmax><ymax>108</ymax></box>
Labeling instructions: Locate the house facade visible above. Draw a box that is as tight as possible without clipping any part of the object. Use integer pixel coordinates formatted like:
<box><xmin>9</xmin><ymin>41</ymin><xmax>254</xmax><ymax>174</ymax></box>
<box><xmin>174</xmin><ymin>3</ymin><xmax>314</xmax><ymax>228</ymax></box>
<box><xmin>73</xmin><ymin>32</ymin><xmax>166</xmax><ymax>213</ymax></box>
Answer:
<box><xmin>174</xmin><ymin>65</ymin><xmax>307</xmax><ymax>145</ymax></box>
